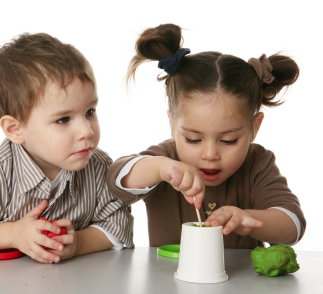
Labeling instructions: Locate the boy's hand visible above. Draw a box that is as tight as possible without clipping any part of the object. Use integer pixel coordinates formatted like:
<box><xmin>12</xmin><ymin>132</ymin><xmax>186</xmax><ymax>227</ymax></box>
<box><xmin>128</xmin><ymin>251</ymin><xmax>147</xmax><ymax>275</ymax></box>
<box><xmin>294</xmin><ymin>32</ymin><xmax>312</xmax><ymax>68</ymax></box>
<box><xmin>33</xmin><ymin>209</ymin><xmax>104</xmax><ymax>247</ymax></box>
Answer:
<box><xmin>48</xmin><ymin>219</ymin><xmax>78</xmax><ymax>261</ymax></box>
<box><xmin>11</xmin><ymin>200</ymin><xmax>64</xmax><ymax>264</ymax></box>
<box><xmin>204</xmin><ymin>206</ymin><xmax>263</xmax><ymax>236</ymax></box>
<box><xmin>159</xmin><ymin>159</ymin><xmax>205</xmax><ymax>209</ymax></box>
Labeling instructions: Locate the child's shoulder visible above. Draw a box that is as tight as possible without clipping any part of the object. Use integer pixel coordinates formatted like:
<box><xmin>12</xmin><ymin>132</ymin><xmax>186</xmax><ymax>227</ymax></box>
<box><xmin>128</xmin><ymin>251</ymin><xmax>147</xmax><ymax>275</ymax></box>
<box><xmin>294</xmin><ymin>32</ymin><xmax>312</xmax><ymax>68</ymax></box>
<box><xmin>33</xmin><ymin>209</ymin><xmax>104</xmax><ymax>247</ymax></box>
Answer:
<box><xmin>89</xmin><ymin>147</ymin><xmax>113</xmax><ymax>168</ymax></box>
<box><xmin>249</xmin><ymin>143</ymin><xmax>275</xmax><ymax>161</ymax></box>
<box><xmin>244</xmin><ymin>143</ymin><xmax>277</xmax><ymax>175</ymax></box>
<box><xmin>143</xmin><ymin>139</ymin><xmax>178</xmax><ymax>160</ymax></box>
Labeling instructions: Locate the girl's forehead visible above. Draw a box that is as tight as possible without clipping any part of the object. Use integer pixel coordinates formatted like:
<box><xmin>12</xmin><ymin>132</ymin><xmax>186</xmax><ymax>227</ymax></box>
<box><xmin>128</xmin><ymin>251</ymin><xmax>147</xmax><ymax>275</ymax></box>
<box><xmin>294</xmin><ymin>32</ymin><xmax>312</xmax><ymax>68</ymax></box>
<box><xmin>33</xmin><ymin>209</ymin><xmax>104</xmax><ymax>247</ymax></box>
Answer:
<box><xmin>173</xmin><ymin>92</ymin><xmax>251</xmax><ymax>134</ymax></box>
<box><xmin>178</xmin><ymin>92</ymin><xmax>247</xmax><ymax>119</ymax></box>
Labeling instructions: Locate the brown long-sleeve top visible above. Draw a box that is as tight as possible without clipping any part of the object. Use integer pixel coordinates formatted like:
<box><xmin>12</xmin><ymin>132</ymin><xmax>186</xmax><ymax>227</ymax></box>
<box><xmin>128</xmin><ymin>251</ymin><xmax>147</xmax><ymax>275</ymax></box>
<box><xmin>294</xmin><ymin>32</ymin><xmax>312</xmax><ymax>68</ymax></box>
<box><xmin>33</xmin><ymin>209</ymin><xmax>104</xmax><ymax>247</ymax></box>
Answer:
<box><xmin>107</xmin><ymin>139</ymin><xmax>306</xmax><ymax>249</ymax></box>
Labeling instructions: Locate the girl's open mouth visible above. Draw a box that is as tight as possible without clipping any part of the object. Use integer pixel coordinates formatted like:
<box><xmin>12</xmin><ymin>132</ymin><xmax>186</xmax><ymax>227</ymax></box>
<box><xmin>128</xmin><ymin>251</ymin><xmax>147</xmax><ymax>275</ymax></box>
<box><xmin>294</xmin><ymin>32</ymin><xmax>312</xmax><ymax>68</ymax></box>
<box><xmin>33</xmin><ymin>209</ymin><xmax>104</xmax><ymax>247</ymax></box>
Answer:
<box><xmin>200</xmin><ymin>169</ymin><xmax>221</xmax><ymax>181</ymax></box>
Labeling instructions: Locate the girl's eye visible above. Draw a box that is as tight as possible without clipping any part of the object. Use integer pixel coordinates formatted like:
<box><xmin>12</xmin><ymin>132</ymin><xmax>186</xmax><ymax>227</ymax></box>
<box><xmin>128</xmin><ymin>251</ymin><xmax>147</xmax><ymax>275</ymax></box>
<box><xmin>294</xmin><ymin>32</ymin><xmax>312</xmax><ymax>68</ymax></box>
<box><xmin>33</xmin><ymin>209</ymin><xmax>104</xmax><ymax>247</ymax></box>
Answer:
<box><xmin>221</xmin><ymin>139</ymin><xmax>238</xmax><ymax>145</ymax></box>
<box><xmin>56</xmin><ymin>117</ymin><xmax>70</xmax><ymax>124</ymax></box>
<box><xmin>86</xmin><ymin>108</ymin><xmax>96</xmax><ymax>116</ymax></box>
<box><xmin>185</xmin><ymin>138</ymin><xmax>201</xmax><ymax>144</ymax></box>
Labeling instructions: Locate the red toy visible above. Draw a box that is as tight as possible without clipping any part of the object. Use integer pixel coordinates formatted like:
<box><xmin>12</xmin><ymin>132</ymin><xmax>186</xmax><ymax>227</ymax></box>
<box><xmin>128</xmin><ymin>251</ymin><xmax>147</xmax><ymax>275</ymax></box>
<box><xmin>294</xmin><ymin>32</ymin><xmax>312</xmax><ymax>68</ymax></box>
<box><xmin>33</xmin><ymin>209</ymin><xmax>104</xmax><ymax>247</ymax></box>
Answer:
<box><xmin>40</xmin><ymin>217</ymin><xmax>67</xmax><ymax>250</ymax></box>
<box><xmin>0</xmin><ymin>248</ymin><xmax>24</xmax><ymax>260</ymax></box>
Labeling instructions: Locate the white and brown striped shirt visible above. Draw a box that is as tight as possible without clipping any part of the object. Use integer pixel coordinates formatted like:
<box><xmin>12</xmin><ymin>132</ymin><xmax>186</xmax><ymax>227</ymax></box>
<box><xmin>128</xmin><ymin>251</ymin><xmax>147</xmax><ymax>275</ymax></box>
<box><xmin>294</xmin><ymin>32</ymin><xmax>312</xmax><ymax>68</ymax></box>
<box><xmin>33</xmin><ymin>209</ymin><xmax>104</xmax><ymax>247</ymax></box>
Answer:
<box><xmin>0</xmin><ymin>138</ymin><xmax>133</xmax><ymax>248</ymax></box>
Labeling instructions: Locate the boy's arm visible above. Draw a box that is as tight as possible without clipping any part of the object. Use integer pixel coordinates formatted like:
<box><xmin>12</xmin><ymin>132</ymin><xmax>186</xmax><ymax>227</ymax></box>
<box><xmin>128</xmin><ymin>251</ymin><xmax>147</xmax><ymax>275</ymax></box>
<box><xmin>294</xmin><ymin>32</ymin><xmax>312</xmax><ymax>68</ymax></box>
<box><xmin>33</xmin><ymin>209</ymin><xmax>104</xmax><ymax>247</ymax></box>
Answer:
<box><xmin>75</xmin><ymin>227</ymin><xmax>113</xmax><ymax>256</ymax></box>
<box><xmin>52</xmin><ymin>193</ymin><xmax>133</xmax><ymax>260</ymax></box>
<box><xmin>0</xmin><ymin>222</ymin><xmax>15</xmax><ymax>249</ymax></box>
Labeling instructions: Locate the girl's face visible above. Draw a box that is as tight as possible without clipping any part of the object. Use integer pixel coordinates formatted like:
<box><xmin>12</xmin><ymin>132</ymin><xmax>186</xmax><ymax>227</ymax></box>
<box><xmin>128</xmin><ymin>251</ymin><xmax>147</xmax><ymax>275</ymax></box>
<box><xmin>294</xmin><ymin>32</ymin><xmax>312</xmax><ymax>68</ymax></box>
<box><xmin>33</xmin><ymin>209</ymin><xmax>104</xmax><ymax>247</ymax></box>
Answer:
<box><xmin>170</xmin><ymin>92</ymin><xmax>263</xmax><ymax>187</ymax></box>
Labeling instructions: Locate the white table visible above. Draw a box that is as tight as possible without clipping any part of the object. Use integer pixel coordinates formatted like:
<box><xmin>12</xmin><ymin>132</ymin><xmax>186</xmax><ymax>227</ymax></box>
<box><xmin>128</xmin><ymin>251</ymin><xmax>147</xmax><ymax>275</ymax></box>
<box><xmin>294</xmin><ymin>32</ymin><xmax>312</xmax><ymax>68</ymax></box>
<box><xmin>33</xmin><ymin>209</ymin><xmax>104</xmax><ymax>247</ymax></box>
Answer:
<box><xmin>0</xmin><ymin>248</ymin><xmax>322</xmax><ymax>294</ymax></box>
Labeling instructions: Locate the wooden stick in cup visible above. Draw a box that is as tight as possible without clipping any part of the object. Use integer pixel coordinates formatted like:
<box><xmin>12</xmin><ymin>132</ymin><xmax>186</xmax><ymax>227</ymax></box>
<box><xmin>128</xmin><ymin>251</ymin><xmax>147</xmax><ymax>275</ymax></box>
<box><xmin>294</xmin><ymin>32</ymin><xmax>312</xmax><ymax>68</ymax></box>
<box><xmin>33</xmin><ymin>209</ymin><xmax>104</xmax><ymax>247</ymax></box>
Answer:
<box><xmin>193</xmin><ymin>196</ymin><xmax>203</xmax><ymax>227</ymax></box>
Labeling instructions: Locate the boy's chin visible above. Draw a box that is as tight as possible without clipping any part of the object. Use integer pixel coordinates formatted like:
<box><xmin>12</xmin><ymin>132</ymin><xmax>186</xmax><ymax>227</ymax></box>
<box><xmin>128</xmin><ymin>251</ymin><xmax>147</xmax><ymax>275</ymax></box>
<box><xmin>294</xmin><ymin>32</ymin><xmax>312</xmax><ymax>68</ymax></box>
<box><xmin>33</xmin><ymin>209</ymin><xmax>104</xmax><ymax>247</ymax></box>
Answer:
<box><xmin>65</xmin><ymin>161</ymin><xmax>90</xmax><ymax>172</ymax></box>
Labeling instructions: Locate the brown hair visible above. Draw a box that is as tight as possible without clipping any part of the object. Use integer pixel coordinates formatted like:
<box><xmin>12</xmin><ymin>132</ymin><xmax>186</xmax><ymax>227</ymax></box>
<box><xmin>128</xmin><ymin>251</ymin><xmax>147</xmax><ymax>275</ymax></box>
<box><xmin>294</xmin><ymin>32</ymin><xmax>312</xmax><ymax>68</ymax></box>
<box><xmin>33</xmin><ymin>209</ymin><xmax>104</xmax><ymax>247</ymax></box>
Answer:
<box><xmin>127</xmin><ymin>24</ymin><xmax>299</xmax><ymax>119</ymax></box>
<box><xmin>0</xmin><ymin>33</ymin><xmax>93</xmax><ymax>125</ymax></box>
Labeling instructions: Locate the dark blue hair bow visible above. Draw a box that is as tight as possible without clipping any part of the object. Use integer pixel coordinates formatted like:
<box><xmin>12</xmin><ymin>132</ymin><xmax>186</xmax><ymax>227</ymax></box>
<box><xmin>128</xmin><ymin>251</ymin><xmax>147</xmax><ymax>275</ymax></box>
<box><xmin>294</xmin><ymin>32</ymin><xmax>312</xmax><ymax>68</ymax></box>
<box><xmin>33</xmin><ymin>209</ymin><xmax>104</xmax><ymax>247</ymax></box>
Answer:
<box><xmin>158</xmin><ymin>48</ymin><xmax>191</xmax><ymax>77</ymax></box>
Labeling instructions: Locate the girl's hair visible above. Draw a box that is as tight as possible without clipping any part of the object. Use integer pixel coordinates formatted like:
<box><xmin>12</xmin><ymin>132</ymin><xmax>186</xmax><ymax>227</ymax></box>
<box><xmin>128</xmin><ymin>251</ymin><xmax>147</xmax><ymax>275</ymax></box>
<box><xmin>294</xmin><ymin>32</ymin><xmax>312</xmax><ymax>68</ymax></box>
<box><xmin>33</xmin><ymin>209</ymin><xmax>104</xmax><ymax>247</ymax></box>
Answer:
<box><xmin>0</xmin><ymin>33</ymin><xmax>93</xmax><ymax>125</ymax></box>
<box><xmin>127</xmin><ymin>24</ymin><xmax>299</xmax><ymax>119</ymax></box>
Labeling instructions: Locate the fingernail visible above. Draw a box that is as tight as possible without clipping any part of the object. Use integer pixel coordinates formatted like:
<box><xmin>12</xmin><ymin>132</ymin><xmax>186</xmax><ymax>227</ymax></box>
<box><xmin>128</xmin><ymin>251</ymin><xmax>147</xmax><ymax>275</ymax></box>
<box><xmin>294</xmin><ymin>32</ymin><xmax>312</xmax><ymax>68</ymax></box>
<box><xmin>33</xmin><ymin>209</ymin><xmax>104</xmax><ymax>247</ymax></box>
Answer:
<box><xmin>55</xmin><ymin>257</ymin><xmax>60</xmax><ymax>263</ymax></box>
<box><xmin>58</xmin><ymin>246</ymin><xmax>63</xmax><ymax>251</ymax></box>
<box><xmin>49</xmin><ymin>261</ymin><xmax>52</xmax><ymax>264</ymax></box>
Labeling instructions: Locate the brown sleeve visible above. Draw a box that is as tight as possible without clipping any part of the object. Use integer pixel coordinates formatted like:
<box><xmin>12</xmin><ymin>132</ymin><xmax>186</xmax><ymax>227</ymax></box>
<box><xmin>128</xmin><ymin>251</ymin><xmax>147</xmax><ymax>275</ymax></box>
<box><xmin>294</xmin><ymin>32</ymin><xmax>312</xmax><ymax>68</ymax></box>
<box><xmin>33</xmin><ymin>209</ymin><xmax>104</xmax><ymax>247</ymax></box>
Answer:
<box><xmin>249</xmin><ymin>145</ymin><xmax>306</xmax><ymax>240</ymax></box>
<box><xmin>106</xmin><ymin>139</ymin><xmax>178</xmax><ymax>205</ymax></box>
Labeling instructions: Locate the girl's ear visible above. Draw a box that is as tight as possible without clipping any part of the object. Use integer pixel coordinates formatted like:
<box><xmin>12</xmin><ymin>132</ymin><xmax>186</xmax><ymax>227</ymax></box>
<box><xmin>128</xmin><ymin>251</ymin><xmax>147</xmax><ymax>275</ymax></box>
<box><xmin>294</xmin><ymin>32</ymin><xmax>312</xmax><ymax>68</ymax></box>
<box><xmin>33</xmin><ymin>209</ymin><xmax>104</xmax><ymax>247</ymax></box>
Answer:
<box><xmin>252</xmin><ymin>112</ymin><xmax>264</xmax><ymax>141</ymax></box>
<box><xmin>167</xmin><ymin>110</ymin><xmax>175</xmax><ymax>138</ymax></box>
<box><xmin>0</xmin><ymin>115</ymin><xmax>25</xmax><ymax>144</ymax></box>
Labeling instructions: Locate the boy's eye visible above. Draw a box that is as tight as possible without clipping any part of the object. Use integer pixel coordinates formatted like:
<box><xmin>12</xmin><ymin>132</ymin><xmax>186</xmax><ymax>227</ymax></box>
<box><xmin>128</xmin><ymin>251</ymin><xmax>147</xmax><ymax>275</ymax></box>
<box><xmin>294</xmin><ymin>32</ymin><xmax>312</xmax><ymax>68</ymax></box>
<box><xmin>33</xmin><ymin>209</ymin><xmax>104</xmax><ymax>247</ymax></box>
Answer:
<box><xmin>86</xmin><ymin>108</ymin><xmax>96</xmax><ymax>116</ymax></box>
<box><xmin>56</xmin><ymin>117</ymin><xmax>70</xmax><ymax>124</ymax></box>
<box><xmin>185</xmin><ymin>138</ymin><xmax>201</xmax><ymax>144</ymax></box>
<box><xmin>221</xmin><ymin>139</ymin><xmax>238</xmax><ymax>145</ymax></box>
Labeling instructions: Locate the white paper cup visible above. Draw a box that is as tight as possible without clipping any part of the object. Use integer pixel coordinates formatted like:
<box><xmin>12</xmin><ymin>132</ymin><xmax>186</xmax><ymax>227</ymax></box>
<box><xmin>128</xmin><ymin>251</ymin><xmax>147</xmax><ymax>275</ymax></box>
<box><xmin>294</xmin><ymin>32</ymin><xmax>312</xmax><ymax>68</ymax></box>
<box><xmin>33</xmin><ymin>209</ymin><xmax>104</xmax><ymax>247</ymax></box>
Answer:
<box><xmin>174</xmin><ymin>222</ymin><xmax>228</xmax><ymax>283</ymax></box>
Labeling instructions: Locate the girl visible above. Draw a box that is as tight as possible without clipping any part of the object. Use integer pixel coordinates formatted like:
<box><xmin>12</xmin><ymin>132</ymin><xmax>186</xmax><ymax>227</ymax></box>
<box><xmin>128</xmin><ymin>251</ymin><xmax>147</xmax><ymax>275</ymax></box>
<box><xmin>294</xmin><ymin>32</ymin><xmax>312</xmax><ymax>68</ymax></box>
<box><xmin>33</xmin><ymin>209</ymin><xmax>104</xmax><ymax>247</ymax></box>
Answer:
<box><xmin>107</xmin><ymin>24</ymin><xmax>306</xmax><ymax>248</ymax></box>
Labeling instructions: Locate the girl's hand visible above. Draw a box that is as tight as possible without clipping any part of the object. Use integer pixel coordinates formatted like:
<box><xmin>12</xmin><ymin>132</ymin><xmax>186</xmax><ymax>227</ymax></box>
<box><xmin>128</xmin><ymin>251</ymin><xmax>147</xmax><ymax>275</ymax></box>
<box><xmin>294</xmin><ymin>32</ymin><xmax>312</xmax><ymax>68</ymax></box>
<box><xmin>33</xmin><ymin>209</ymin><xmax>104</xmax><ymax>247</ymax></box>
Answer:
<box><xmin>11</xmin><ymin>200</ymin><xmax>64</xmax><ymax>264</ymax></box>
<box><xmin>48</xmin><ymin>219</ymin><xmax>78</xmax><ymax>261</ymax></box>
<box><xmin>204</xmin><ymin>206</ymin><xmax>263</xmax><ymax>236</ymax></box>
<box><xmin>159</xmin><ymin>159</ymin><xmax>205</xmax><ymax>209</ymax></box>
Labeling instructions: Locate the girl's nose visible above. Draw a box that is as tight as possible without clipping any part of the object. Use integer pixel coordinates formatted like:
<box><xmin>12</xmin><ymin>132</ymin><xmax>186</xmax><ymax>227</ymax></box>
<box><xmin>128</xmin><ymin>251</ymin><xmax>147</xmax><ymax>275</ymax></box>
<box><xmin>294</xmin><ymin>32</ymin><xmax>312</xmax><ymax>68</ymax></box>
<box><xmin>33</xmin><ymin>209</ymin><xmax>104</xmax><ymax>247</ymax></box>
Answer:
<box><xmin>77</xmin><ymin>118</ymin><xmax>94</xmax><ymax>140</ymax></box>
<box><xmin>201</xmin><ymin>143</ymin><xmax>220</xmax><ymax>161</ymax></box>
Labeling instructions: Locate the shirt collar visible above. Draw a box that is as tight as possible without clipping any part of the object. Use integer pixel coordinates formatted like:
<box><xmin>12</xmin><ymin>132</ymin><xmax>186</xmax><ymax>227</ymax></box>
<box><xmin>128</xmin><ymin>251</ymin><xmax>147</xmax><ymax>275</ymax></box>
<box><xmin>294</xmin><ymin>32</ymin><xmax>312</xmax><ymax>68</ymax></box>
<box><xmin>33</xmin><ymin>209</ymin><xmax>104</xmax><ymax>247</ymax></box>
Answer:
<box><xmin>13</xmin><ymin>143</ymin><xmax>48</xmax><ymax>196</ymax></box>
<box><xmin>12</xmin><ymin>142</ymin><xmax>75</xmax><ymax>197</ymax></box>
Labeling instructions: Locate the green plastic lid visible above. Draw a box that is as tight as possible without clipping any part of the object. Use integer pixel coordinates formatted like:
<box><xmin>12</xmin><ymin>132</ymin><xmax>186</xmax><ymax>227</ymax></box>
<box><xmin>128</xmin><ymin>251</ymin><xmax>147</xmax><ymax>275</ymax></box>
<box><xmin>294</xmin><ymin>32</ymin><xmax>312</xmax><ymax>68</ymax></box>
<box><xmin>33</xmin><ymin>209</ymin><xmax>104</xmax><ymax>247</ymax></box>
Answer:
<box><xmin>157</xmin><ymin>244</ymin><xmax>180</xmax><ymax>258</ymax></box>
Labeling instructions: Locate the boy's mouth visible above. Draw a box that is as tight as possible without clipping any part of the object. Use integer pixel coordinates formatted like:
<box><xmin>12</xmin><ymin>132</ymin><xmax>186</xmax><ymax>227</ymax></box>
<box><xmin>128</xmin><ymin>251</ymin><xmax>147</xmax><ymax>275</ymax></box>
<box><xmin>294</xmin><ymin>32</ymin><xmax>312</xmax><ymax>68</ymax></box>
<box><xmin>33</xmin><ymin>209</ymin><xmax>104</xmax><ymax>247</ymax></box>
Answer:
<box><xmin>73</xmin><ymin>148</ymin><xmax>91</xmax><ymax>157</ymax></box>
<box><xmin>199</xmin><ymin>169</ymin><xmax>221</xmax><ymax>181</ymax></box>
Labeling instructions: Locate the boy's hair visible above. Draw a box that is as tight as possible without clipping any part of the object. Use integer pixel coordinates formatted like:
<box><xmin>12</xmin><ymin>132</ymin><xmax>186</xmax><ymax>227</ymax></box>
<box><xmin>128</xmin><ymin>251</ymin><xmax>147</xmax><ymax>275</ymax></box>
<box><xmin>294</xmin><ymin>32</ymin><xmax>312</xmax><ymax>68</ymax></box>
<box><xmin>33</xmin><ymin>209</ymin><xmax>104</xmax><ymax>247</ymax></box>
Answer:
<box><xmin>0</xmin><ymin>33</ymin><xmax>93</xmax><ymax>125</ymax></box>
<box><xmin>126</xmin><ymin>24</ymin><xmax>299</xmax><ymax>119</ymax></box>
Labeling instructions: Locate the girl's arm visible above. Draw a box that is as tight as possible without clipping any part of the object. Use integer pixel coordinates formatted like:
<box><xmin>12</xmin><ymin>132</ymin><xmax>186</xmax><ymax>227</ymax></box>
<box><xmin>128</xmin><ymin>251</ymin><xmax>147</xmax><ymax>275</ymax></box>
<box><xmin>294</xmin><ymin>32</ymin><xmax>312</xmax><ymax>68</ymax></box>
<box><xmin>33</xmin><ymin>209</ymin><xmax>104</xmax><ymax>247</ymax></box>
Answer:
<box><xmin>121</xmin><ymin>156</ymin><xmax>205</xmax><ymax>209</ymax></box>
<box><xmin>121</xmin><ymin>156</ymin><xmax>165</xmax><ymax>189</ymax></box>
<box><xmin>246</xmin><ymin>208</ymin><xmax>298</xmax><ymax>244</ymax></box>
<box><xmin>205</xmin><ymin>206</ymin><xmax>298</xmax><ymax>244</ymax></box>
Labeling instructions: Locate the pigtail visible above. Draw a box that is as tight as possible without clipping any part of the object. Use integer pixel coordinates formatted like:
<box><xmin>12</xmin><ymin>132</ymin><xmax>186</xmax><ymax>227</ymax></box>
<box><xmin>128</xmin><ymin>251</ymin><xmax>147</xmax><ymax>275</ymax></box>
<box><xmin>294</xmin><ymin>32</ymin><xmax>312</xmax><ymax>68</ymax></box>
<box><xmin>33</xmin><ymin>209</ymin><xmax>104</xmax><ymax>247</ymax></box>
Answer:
<box><xmin>261</xmin><ymin>54</ymin><xmax>299</xmax><ymax>107</ymax></box>
<box><xmin>126</xmin><ymin>24</ymin><xmax>183</xmax><ymax>85</ymax></box>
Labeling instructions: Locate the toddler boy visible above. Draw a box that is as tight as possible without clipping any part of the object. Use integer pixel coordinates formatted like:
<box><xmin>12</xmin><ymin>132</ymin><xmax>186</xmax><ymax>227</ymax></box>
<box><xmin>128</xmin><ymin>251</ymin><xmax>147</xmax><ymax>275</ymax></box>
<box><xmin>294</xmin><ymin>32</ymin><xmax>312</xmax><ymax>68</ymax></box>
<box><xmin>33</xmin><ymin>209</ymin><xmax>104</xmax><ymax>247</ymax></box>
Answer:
<box><xmin>0</xmin><ymin>33</ymin><xmax>133</xmax><ymax>263</ymax></box>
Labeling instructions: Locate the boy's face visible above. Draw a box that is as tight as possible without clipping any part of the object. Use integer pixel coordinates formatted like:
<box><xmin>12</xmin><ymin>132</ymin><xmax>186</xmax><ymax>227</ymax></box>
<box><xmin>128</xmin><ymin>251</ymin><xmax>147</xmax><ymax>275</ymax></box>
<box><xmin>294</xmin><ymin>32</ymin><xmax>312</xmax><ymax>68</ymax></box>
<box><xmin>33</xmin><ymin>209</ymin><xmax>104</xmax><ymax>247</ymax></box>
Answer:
<box><xmin>20</xmin><ymin>77</ymin><xmax>100</xmax><ymax>181</ymax></box>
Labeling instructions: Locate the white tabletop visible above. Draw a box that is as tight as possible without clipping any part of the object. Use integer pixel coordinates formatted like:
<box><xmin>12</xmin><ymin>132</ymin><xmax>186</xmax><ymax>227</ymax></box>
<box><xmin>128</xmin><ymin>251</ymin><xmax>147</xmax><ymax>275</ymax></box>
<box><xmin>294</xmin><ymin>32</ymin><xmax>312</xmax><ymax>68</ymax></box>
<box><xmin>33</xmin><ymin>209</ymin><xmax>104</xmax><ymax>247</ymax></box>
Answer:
<box><xmin>0</xmin><ymin>248</ymin><xmax>322</xmax><ymax>294</ymax></box>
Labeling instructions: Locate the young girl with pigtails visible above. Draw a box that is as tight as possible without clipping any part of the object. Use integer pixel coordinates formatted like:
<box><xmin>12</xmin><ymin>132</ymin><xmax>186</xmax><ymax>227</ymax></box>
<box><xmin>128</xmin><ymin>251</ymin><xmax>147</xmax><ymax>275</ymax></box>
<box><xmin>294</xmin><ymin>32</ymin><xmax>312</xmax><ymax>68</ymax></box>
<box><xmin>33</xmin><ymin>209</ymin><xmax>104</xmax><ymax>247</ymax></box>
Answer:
<box><xmin>107</xmin><ymin>24</ymin><xmax>306</xmax><ymax>248</ymax></box>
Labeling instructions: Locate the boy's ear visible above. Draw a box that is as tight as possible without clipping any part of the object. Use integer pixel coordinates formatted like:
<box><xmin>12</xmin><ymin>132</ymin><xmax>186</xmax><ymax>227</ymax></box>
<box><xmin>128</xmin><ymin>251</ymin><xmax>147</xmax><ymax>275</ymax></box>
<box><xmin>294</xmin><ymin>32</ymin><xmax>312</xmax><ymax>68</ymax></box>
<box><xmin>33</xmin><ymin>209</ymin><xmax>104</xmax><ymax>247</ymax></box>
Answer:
<box><xmin>252</xmin><ymin>112</ymin><xmax>264</xmax><ymax>141</ymax></box>
<box><xmin>0</xmin><ymin>115</ymin><xmax>25</xmax><ymax>144</ymax></box>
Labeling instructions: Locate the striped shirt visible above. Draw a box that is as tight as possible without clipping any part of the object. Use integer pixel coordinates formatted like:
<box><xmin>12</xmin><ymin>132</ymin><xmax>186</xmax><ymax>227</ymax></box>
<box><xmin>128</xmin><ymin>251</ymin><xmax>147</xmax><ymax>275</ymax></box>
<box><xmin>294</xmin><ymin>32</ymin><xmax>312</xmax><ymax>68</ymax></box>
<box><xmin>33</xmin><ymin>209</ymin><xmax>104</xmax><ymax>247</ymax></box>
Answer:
<box><xmin>0</xmin><ymin>138</ymin><xmax>134</xmax><ymax>248</ymax></box>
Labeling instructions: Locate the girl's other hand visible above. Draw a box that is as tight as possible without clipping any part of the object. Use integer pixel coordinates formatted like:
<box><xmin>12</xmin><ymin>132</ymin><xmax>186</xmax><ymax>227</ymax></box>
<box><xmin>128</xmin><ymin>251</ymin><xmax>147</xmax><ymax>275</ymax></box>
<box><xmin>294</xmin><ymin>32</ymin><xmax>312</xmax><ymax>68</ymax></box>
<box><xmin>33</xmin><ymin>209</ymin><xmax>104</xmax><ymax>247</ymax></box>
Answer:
<box><xmin>204</xmin><ymin>206</ymin><xmax>263</xmax><ymax>236</ymax></box>
<box><xmin>159</xmin><ymin>159</ymin><xmax>205</xmax><ymax>209</ymax></box>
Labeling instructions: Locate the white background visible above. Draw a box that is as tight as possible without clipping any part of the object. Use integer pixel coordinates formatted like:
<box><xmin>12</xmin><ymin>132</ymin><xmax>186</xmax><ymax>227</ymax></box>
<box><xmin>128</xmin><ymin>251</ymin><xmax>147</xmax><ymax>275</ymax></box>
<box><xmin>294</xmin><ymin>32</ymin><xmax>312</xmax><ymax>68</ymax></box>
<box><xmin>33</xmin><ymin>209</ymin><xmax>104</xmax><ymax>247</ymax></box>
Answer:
<box><xmin>1</xmin><ymin>0</ymin><xmax>322</xmax><ymax>251</ymax></box>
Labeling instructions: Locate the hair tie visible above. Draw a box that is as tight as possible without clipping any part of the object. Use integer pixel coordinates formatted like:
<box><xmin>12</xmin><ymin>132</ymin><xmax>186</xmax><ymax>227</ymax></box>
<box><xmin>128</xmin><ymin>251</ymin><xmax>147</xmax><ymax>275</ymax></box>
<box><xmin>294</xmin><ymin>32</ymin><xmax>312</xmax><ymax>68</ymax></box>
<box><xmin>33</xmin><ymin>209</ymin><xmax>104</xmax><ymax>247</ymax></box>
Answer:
<box><xmin>248</xmin><ymin>54</ymin><xmax>274</xmax><ymax>84</ymax></box>
<box><xmin>158</xmin><ymin>48</ymin><xmax>190</xmax><ymax>77</ymax></box>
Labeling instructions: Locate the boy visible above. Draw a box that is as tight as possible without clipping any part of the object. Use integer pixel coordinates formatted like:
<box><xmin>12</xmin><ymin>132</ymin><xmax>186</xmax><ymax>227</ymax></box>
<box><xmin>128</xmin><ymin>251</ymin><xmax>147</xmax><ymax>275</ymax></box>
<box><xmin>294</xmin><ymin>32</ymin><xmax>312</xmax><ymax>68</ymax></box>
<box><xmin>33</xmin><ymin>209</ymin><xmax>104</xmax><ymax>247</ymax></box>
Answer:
<box><xmin>0</xmin><ymin>33</ymin><xmax>133</xmax><ymax>264</ymax></box>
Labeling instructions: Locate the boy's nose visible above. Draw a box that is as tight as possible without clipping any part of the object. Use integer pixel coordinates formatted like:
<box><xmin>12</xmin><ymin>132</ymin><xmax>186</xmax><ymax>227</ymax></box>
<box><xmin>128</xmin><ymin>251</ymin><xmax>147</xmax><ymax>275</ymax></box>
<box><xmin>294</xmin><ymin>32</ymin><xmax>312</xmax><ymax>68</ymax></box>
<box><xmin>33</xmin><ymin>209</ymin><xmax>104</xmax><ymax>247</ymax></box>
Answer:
<box><xmin>77</xmin><ymin>119</ymin><xmax>94</xmax><ymax>140</ymax></box>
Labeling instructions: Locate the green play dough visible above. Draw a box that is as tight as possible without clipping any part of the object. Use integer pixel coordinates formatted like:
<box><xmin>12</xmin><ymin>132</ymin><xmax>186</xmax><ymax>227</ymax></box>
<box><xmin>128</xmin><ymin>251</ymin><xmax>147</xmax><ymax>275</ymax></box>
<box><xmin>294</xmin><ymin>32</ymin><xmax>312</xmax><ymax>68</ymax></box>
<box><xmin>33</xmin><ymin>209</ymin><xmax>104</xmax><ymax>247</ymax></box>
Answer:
<box><xmin>251</xmin><ymin>244</ymin><xmax>300</xmax><ymax>277</ymax></box>
<box><xmin>190</xmin><ymin>223</ymin><xmax>211</xmax><ymax>227</ymax></box>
